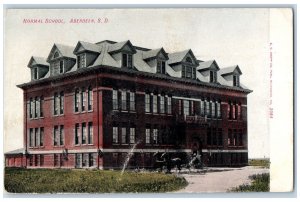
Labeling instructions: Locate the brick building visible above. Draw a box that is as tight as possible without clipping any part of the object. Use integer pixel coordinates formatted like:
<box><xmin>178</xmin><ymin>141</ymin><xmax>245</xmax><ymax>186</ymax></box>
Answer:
<box><xmin>5</xmin><ymin>39</ymin><xmax>252</xmax><ymax>169</ymax></box>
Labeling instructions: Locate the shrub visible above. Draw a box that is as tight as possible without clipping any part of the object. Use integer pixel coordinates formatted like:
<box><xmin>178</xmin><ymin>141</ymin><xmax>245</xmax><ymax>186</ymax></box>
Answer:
<box><xmin>229</xmin><ymin>173</ymin><xmax>270</xmax><ymax>192</ymax></box>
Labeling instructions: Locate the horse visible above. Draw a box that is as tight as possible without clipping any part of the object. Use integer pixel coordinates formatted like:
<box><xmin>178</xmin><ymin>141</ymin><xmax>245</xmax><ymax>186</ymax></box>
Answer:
<box><xmin>153</xmin><ymin>152</ymin><xmax>183</xmax><ymax>173</ymax></box>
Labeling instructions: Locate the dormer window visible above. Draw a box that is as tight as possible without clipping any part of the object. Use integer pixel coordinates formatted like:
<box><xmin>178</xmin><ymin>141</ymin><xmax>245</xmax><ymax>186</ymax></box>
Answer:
<box><xmin>182</xmin><ymin>66</ymin><xmax>197</xmax><ymax>79</ymax></box>
<box><xmin>122</xmin><ymin>53</ymin><xmax>133</xmax><ymax>68</ymax></box>
<box><xmin>157</xmin><ymin>60</ymin><xmax>166</xmax><ymax>74</ymax></box>
<box><xmin>33</xmin><ymin>67</ymin><xmax>38</xmax><ymax>80</ymax></box>
<box><xmin>233</xmin><ymin>75</ymin><xmax>240</xmax><ymax>87</ymax></box>
<box><xmin>77</xmin><ymin>54</ymin><xmax>86</xmax><ymax>68</ymax></box>
<box><xmin>59</xmin><ymin>61</ymin><xmax>64</xmax><ymax>74</ymax></box>
<box><xmin>186</xmin><ymin>57</ymin><xmax>192</xmax><ymax>63</ymax></box>
<box><xmin>210</xmin><ymin>70</ymin><xmax>217</xmax><ymax>83</ymax></box>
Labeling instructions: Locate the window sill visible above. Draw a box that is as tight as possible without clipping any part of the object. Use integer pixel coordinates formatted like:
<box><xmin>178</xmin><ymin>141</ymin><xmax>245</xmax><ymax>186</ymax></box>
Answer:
<box><xmin>53</xmin><ymin>114</ymin><xmax>64</xmax><ymax>117</ymax></box>
<box><xmin>53</xmin><ymin>145</ymin><xmax>65</xmax><ymax>148</ymax></box>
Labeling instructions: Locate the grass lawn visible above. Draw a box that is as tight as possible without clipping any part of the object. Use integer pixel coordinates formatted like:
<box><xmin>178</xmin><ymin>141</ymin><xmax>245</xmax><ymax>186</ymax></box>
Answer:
<box><xmin>229</xmin><ymin>173</ymin><xmax>270</xmax><ymax>192</ymax></box>
<box><xmin>4</xmin><ymin>167</ymin><xmax>187</xmax><ymax>193</ymax></box>
<box><xmin>248</xmin><ymin>159</ymin><xmax>270</xmax><ymax>168</ymax></box>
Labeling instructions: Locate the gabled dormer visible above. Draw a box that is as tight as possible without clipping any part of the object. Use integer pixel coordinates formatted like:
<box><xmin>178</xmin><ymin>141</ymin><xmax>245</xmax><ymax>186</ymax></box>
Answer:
<box><xmin>219</xmin><ymin>65</ymin><xmax>242</xmax><ymax>87</ymax></box>
<box><xmin>27</xmin><ymin>56</ymin><xmax>49</xmax><ymax>81</ymax></box>
<box><xmin>73</xmin><ymin>41</ymin><xmax>100</xmax><ymax>69</ymax></box>
<box><xmin>197</xmin><ymin>60</ymin><xmax>220</xmax><ymax>83</ymax></box>
<box><xmin>168</xmin><ymin>49</ymin><xmax>199</xmax><ymax>79</ymax></box>
<box><xmin>143</xmin><ymin>48</ymin><xmax>169</xmax><ymax>74</ymax></box>
<box><xmin>108</xmin><ymin>40</ymin><xmax>137</xmax><ymax>68</ymax></box>
<box><xmin>47</xmin><ymin>43</ymin><xmax>76</xmax><ymax>76</ymax></box>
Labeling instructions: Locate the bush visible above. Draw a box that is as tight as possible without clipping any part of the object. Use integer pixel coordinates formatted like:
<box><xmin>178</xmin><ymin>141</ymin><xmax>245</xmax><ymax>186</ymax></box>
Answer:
<box><xmin>229</xmin><ymin>173</ymin><xmax>270</xmax><ymax>192</ymax></box>
<box><xmin>248</xmin><ymin>159</ymin><xmax>270</xmax><ymax>168</ymax></box>
<box><xmin>4</xmin><ymin>168</ymin><xmax>187</xmax><ymax>193</ymax></box>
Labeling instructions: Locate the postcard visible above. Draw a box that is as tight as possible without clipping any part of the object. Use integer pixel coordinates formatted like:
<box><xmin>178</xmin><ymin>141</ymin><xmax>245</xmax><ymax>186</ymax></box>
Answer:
<box><xmin>3</xmin><ymin>8</ymin><xmax>293</xmax><ymax>194</ymax></box>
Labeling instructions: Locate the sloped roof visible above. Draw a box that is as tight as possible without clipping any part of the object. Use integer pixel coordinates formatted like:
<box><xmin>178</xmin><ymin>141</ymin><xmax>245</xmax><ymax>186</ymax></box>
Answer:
<box><xmin>197</xmin><ymin>60</ymin><xmax>220</xmax><ymax>71</ymax></box>
<box><xmin>74</xmin><ymin>41</ymin><xmax>100</xmax><ymax>53</ymax></box>
<box><xmin>91</xmin><ymin>44</ymin><xmax>119</xmax><ymax>67</ymax></box>
<box><xmin>55</xmin><ymin>44</ymin><xmax>76</xmax><ymax>59</ymax></box>
<box><xmin>27</xmin><ymin>56</ymin><xmax>49</xmax><ymax>67</ymax></box>
<box><xmin>167</xmin><ymin>49</ymin><xmax>190</xmax><ymax>65</ymax></box>
<box><xmin>5</xmin><ymin>148</ymin><xmax>25</xmax><ymax>155</ymax></box>
<box><xmin>142</xmin><ymin>48</ymin><xmax>168</xmax><ymax>60</ymax></box>
<box><xmin>134</xmin><ymin>50</ymin><xmax>155</xmax><ymax>73</ymax></box>
<box><xmin>219</xmin><ymin>65</ymin><xmax>242</xmax><ymax>75</ymax></box>
<box><xmin>108</xmin><ymin>40</ymin><xmax>136</xmax><ymax>54</ymax></box>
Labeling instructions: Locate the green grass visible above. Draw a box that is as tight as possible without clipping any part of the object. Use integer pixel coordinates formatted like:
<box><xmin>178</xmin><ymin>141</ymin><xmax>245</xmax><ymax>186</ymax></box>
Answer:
<box><xmin>229</xmin><ymin>173</ymin><xmax>270</xmax><ymax>192</ymax></box>
<box><xmin>4</xmin><ymin>167</ymin><xmax>187</xmax><ymax>193</ymax></box>
<box><xmin>248</xmin><ymin>159</ymin><xmax>270</xmax><ymax>168</ymax></box>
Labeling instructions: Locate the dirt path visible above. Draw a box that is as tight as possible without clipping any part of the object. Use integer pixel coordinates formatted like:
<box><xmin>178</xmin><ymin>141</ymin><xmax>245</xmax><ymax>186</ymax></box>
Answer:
<box><xmin>174</xmin><ymin>166</ymin><xmax>269</xmax><ymax>193</ymax></box>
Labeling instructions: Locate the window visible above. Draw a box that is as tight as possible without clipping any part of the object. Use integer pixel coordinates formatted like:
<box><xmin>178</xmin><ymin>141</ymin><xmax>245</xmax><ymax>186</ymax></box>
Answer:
<box><xmin>112</xmin><ymin>90</ymin><xmax>118</xmax><ymax>110</ymax></box>
<box><xmin>82</xmin><ymin>153</ymin><xmax>88</xmax><ymax>167</ymax></box>
<box><xmin>192</xmin><ymin>67</ymin><xmax>196</xmax><ymax>79</ymax></box>
<box><xmin>77</xmin><ymin>54</ymin><xmax>86</xmax><ymax>68</ymax></box>
<box><xmin>153</xmin><ymin>95</ymin><xmax>157</xmax><ymax>113</ymax></box>
<box><xmin>54</xmin><ymin>92</ymin><xmax>64</xmax><ymax>115</ymax></box>
<box><xmin>89</xmin><ymin>153</ymin><xmax>95</xmax><ymax>167</ymax></box>
<box><xmin>75</xmin><ymin>89</ymin><xmax>80</xmax><ymax>112</ymax></box>
<box><xmin>75</xmin><ymin>123</ymin><xmax>80</xmax><ymax>145</ymax></box>
<box><xmin>237</xmin><ymin>104</ymin><xmax>241</xmax><ymax>119</ymax></box>
<box><xmin>182</xmin><ymin>66</ymin><xmax>186</xmax><ymax>78</ymax></box>
<box><xmin>60</xmin><ymin>125</ymin><xmax>64</xmax><ymax>146</ymax></box>
<box><xmin>211</xmin><ymin>101</ymin><xmax>216</xmax><ymax>118</ymax></box>
<box><xmin>233</xmin><ymin>75</ymin><xmax>240</xmax><ymax>87</ymax></box>
<box><xmin>206</xmin><ymin>100</ymin><xmax>210</xmax><ymax>117</ymax></box>
<box><xmin>29</xmin><ymin>155</ymin><xmax>33</xmax><ymax>166</ymax></box>
<box><xmin>186</xmin><ymin>66</ymin><xmax>192</xmax><ymax>78</ymax></box>
<box><xmin>184</xmin><ymin>100</ymin><xmax>191</xmax><ymax>115</ymax></box>
<box><xmin>34</xmin><ymin>128</ymin><xmax>39</xmax><ymax>147</ymax></box>
<box><xmin>29</xmin><ymin>128</ymin><xmax>33</xmax><ymax>147</ymax></box>
<box><xmin>232</xmin><ymin>103</ymin><xmax>236</xmax><ymax>120</ymax></box>
<box><xmin>145</xmin><ymin>128</ymin><xmax>150</xmax><ymax>144</ymax></box>
<box><xmin>82</xmin><ymin>123</ymin><xmax>86</xmax><ymax>144</ymax></box>
<box><xmin>75</xmin><ymin>153</ymin><xmax>82</xmax><ymax>168</ymax></box>
<box><xmin>81</xmin><ymin>88</ymin><xmax>86</xmax><ymax>111</ymax></box>
<box><xmin>129</xmin><ymin>92</ymin><xmax>135</xmax><ymax>111</ymax></box>
<box><xmin>160</xmin><ymin>96</ymin><xmax>165</xmax><ymax>114</ymax></box>
<box><xmin>121</xmin><ymin>127</ymin><xmax>127</xmax><ymax>144</ymax></box>
<box><xmin>178</xmin><ymin>100</ymin><xmax>182</xmax><ymax>115</ymax></box>
<box><xmin>33</xmin><ymin>67</ymin><xmax>38</xmax><ymax>80</ymax></box>
<box><xmin>167</xmin><ymin>96</ymin><xmax>172</xmax><ymax>114</ymax></box>
<box><xmin>59</xmin><ymin>60</ymin><xmax>64</xmax><ymax>74</ymax></box>
<box><xmin>40</xmin><ymin>127</ymin><xmax>44</xmax><ymax>147</ymax></box>
<box><xmin>40</xmin><ymin>96</ymin><xmax>44</xmax><ymax>117</ymax></box>
<box><xmin>34</xmin><ymin>97</ymin><xmax>37</xmax><ymax>118</ymax></box>
<box><xmin>130</xmin><ymin>128</ymin><xmax>135</xmax><ymax>144</ymax></box>
<box><xmin>217</xmin><ymin>101</ymin><xmax>221</xmax><ymax>118</ymax></box>
<box><xmin>29</xmin><ymin>98</ymin><xmax>33</xmax><ymax>118</ymax></box>
<box><xmin>121</xmin><ymin>90</ymin><xmax>127</xmax><ymax>111</ymax></box>
<box><xmin>145</xmin><ymin>94</ymin><xmax>150</xmax><ymax>113</ymax></box>
<box><xmin>88</xmin><ymin>122</ymin><xmax>93</xmax><ymax>144</ymax></box>
<box><xmin>157</xmin><ymin>61</ymin><xmax>166</xmax><ymax>74</ymax></box>
<box><xmin>113</xmin><ymin>127</ymin><xmax>118</xmax><ymax>144</ymax></box>
<box><xmin>88</xmin><ymin>86</ymin><xmax>93</xmax><ymax>111</ymax></box>
<box><xmin>35</xmin><ymin>155</ymin><xmax>39</xmax><ymax>166</ymax></box>
<box><xmin>153</xmin><ymin>129</ymin><xmax>158</xmax><ymax>144</ymax></box>
<box><xmin>209</xmin><ymin>71</ymin><xmax>217</xmax><ymax>83</ymax></box>
<box><xmin>200</xmin><ymin>100</ymin><xmax>204</xmax><ymax>116</ymax></box>
<box><xmin>233</xmin><ymin>129</ymin><xmax>237</xmax><ymax>146</ymax></box>
<box><xmin>54</xmin><ymin>126</ymin><xmax>59</xmax><ymax>146</ymax></box>
<box><xmin>190</xmin><ymin>101</ymin><xmax>194</xmax><ymax>115</ymax></box>
<box><xmin>60</xmin><ymin>92</ymin><xmax>64</xmax><ymax>114</ymax></box>
<box><xmin>122</xmin><ymin>54</ymin><xmax>133</xmax><ymax>68</ymax></box>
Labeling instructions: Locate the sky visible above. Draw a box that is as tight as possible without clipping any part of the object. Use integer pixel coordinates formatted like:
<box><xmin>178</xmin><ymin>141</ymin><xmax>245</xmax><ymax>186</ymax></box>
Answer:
<box><xmin>4</xmin><ymin>8</ymin><xmax>274</xmax><ymax>158</ymax></box>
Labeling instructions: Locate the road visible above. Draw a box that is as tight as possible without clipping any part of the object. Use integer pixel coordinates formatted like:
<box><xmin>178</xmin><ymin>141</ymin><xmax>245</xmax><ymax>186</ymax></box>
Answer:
<box><xmin>174</xmin><ymin>166</ymin><xmax>269</xmax><ymax>193</ymax></box>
